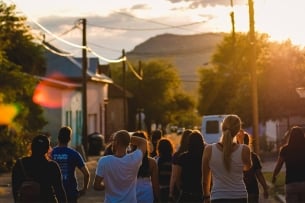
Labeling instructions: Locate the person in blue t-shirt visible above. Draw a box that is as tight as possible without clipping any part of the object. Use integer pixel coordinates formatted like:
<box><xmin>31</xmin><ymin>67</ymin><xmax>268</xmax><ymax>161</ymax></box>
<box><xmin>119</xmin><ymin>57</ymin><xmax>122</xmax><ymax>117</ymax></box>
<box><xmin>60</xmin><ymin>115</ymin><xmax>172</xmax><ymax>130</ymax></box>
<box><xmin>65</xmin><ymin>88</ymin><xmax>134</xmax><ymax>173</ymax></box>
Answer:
<box><xmin>51</xmin><ymin>126</ymin><xmax>90</xmax><ymax>203</ymax></box>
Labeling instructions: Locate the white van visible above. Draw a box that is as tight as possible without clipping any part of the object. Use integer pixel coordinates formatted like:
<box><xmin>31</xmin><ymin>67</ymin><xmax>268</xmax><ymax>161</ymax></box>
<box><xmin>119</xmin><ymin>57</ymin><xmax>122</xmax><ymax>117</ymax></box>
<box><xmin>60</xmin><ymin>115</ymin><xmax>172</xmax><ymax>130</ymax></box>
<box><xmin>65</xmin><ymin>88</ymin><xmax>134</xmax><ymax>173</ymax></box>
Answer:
<box><xmin>201</xmin><ymin>115</ymin><xmax>231</xmax><ymax>144</ymax></box>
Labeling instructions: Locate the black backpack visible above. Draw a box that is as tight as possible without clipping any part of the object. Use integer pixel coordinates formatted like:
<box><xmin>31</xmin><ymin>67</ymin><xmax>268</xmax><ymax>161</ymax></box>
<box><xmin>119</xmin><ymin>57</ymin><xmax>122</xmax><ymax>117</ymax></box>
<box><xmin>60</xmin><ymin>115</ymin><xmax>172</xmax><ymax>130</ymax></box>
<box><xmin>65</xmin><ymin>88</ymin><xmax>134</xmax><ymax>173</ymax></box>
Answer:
<box><xmin>17</xmin><ymin>159</ymin><xmax>41</xmax><ymax>202</ymax></box>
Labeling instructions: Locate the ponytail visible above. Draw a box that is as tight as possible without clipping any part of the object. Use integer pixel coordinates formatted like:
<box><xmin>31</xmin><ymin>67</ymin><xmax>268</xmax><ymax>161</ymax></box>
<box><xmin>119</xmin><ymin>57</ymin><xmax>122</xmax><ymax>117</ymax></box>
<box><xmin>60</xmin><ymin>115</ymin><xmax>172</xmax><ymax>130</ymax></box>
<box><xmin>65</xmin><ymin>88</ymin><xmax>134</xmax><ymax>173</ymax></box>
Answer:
<box><xmin>221</xmin><ymin>115</ymin><xmax>241</xmax><ymax>172</ymax></box>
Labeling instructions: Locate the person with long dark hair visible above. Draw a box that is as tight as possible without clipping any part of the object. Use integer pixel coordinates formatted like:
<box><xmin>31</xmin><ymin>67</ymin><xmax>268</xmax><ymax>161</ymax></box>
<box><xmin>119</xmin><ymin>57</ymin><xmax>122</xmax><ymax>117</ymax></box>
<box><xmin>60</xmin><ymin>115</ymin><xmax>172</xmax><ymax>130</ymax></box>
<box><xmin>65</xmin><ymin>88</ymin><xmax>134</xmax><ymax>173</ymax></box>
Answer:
<box><xmin>272</xmin><ymin>126</ymin><xmax>305</xmax><ymax>203</ymax></box>
<box><xmin>171</xmin><ymin>130</ymin><xmax>205</xmax><ymax>202</ymax></box>
<box><xmin>12</xmin><ymin>134</ymin><xmax>67</xmax><ymax>203</ymax></box>
<box><xmin>155</xmin><ymin>138</ymin><xmax>174</xmax><ymax>202</ymax></box>
<box><xmin>169</xmin><ymin>129</ymin><xmax>192</xmax><ymax>201</ymax></box>
<box><xmin>131</xmin><ymin>131</ymin><xmax>160</xmax><ymax>203</ymax></box>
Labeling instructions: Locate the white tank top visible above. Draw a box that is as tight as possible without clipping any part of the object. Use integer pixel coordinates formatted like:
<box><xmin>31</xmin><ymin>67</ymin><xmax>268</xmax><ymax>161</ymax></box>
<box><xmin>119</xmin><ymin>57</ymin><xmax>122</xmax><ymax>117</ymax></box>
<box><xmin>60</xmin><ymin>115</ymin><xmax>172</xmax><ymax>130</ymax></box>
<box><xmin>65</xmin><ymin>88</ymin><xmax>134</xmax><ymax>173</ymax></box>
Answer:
<box><xmin>209</xmin><ymin>143</ymin><xmax>247</xmax><ymax>200</ymax></box>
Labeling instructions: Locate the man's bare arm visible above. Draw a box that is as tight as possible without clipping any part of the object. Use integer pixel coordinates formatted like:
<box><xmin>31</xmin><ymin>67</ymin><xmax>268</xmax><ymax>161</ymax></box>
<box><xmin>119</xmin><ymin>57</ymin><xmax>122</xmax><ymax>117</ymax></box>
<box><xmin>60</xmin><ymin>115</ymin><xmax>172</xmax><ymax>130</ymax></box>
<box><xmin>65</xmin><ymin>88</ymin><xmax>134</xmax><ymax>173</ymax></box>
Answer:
<box><xmin>93</xmin><ymin>175</ymin><xmax>105</xmax><ymax>191</ymax></box>
<box><xmin>130</xmin><ymin>136</ymin><xmax>147</xmax><ymax>155</ymax></box>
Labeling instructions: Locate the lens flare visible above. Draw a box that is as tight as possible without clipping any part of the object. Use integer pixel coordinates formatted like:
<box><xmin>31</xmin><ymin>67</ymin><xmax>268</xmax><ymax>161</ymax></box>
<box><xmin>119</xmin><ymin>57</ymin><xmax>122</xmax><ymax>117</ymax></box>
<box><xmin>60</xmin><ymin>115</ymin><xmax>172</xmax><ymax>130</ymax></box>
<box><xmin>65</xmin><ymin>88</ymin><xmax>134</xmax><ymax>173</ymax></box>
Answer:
<box><xmin>0</xmin><ymin>103</ymin><xmax>19</xmax><ymax>125</ymax></box>
<box><xmin>33</xmin><ymin>73</ymin><xmax>75</xmax><ymax>108</ymax></box>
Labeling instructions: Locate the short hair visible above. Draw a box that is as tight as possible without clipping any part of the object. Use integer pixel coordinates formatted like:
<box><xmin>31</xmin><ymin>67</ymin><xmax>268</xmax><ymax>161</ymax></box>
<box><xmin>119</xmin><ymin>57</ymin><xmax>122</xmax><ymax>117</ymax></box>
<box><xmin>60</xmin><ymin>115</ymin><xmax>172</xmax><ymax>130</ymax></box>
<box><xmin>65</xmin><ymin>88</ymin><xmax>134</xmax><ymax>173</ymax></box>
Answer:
<box><xmin>58</xmin><ymin>126</ymin><xmax>72</xmax><ymax>144</ymax></box>
<box><xmin>114</xmin><ymin>130</ymin><xmax>130</xmax><ymax>147</ymax></box>
<box><xmin>31</xmin><ymin>134</ymin><xmax>50</xmax><ymax>155</ymax></box>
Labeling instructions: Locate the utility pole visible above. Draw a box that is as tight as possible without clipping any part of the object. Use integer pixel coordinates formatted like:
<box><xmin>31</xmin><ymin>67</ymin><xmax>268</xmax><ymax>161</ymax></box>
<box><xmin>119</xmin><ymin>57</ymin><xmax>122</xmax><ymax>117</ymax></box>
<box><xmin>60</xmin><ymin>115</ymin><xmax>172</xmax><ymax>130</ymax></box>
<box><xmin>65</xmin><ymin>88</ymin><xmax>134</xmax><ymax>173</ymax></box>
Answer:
<box><xmin>81</xmin><ymin>18</ymin><xmax>88</xmax><ymax>155</ymax></box>
<box><xmin>138</xmin><ymin>60</ymin><xmax>142</xmax><ymax>130</ymax></box>
<box><xmin>122</xmin><ymin>49</ymin><xmax>127</xmax><ymax>129</ymax></box>
<box><xmin>230</xmin><ymin>0</ymin><xmax>235</xmax><ymax>43</ymax></box>
<box><xmin>248</xmin><ymin>0</ymin><xmax>260</xmax><ymax>153</ymax></box>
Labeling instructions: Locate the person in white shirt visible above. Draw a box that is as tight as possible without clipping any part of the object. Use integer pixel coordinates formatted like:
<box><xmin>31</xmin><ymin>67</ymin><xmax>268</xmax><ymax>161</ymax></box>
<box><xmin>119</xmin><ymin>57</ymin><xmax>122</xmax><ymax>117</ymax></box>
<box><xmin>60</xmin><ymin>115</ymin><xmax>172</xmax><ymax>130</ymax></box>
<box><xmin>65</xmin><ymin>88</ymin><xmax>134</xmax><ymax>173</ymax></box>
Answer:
<box><xmin>202</xmin><ymin>115</ymin><xmax>252</xmax><ymax>203</ymax></box>
<box><xmin>93</xmin><ymin>130</ymin><xmax>147</xmax><ymax>203</ymax></box>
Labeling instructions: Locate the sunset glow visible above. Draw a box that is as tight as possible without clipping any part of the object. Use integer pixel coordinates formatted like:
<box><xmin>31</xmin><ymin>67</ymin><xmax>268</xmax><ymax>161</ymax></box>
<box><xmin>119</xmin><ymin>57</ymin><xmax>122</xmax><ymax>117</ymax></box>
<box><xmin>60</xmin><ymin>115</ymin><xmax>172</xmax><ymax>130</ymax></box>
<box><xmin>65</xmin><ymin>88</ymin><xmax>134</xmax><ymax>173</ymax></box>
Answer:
<box><xmin>0</xmin><ymin>104</ymin><xmax>19</xmax><ymax>125</ymax></box>
<box><xmin>4</xmin><ymin>0</ymin><xmax>305</xmax><ymax>60</ymax></box>
<box><xmin>33</xmin><ymin>73</ymin><xmax>74</xmax><ymax>108</ymax></box>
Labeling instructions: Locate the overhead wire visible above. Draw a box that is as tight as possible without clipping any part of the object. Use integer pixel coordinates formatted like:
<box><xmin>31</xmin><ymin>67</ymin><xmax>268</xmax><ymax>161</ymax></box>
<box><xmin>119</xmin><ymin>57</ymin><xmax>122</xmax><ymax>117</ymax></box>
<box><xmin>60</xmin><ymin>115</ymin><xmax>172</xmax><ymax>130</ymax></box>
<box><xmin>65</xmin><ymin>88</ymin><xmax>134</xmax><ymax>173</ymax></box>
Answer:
<box><xmin>40</xmin><ymin>41</ymin><xmax>74</xmax><ymax>57</ymax></box>
<box><xmin>7</xmin><ymin>0</ymin><xmax>125</xmax><ymax>63</ymax></box>
<box><xmin>47</xmin><ymin>23</ymin><xmax>79</xmax><ymax>42</ymax></box>
<box><xmin>88</xmin><ymin>48</ymin><xmax>126</xmax><ymax>63</ymax></box>
<box><xmin>126</xmin><ymin>60</ymin><xmax>143</xmax><ymax>80</ymax></box>
<box><xmin>114</xmin><ymin>11</ymin><xmax>199</xmax><ymax>32</ymax></box>
<box><xmin>31</xmin><ymin>32</ymin><xmax>74</xmax><ymax>57</ymax></box>
<box><xmin>87</xmin><ymin>20</ymin><xmax>206</xmax><ymax>31</ymax></box>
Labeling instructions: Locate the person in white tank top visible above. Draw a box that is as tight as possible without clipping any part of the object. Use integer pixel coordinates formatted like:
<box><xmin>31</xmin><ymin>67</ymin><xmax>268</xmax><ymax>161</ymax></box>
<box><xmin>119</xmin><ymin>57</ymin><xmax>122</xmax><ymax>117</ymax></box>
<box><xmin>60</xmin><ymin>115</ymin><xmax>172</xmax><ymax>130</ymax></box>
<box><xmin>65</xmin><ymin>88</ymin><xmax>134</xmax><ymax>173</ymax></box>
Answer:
<box><xmin>201</xmin><ymin>115</ymin><xmax>252</xmax><ymax>203</ymax></box>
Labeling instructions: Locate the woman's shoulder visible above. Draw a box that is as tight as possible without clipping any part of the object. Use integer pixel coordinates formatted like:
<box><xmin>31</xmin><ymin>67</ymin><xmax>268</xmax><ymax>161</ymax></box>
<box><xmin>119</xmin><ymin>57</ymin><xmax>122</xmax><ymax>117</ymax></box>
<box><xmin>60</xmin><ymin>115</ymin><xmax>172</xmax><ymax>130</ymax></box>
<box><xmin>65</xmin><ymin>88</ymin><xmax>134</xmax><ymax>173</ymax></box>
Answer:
<box><xmin>148</xmin><ymin>157</ymin><xmax>157</xmax><ymax>167</ymax></box>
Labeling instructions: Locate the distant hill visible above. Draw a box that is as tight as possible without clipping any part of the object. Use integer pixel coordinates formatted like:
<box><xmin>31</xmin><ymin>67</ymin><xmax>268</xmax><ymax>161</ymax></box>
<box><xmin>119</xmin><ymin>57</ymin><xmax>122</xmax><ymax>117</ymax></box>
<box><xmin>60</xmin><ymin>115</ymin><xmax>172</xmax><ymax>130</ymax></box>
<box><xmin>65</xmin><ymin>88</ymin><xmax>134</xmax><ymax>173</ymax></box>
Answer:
<box><xmin>126</xmin><ymin>32</ymin><xmax>225</xmax><ymax>95</ymax></box>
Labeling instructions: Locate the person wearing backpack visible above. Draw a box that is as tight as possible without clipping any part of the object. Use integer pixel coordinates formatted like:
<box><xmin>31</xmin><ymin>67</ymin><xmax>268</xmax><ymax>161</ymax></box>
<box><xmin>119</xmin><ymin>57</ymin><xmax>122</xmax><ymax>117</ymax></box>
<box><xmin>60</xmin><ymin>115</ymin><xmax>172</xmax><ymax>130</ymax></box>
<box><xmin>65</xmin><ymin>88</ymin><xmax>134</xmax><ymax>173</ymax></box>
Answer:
<box><xmin>12</xmin><ymin>134</ymin><xmax>67</xmax><ymax>203</ymax></box>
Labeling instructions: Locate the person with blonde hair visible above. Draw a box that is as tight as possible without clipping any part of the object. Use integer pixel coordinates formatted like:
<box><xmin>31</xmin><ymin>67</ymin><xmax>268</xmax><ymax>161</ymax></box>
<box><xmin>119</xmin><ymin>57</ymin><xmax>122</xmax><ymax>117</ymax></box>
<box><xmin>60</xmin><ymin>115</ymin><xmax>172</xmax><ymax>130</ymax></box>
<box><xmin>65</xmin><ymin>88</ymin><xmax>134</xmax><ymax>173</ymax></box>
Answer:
<box><xmin>202</xmin><ymin>115</ymin><xmax>252</xmax><ymax>203</ymax></box>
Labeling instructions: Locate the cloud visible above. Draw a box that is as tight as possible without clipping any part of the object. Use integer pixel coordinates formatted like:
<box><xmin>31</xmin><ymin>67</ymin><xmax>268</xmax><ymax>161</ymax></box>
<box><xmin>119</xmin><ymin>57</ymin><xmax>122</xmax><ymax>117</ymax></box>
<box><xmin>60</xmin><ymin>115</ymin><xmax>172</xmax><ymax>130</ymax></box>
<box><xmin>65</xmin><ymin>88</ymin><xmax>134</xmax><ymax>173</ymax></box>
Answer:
<box><xmin>166</xmin><ymin>0</ymin><xmax>245</xmax><ymax>7</ymax></box>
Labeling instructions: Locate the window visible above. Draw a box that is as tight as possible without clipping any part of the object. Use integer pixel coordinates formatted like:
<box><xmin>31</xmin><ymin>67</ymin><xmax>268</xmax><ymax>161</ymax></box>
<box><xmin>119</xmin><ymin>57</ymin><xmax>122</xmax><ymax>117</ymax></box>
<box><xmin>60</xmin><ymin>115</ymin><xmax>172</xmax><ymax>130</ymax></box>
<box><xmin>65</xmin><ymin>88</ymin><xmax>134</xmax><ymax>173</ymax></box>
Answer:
<box><xmin>65</xmin><ymin>111</ymin><xmax>72</xmax><ymax>126</ymax></box>
<box><xmin>206</xmin><ymin>120</ymin><xmax>219</xmax><ymax>134</ymax></box>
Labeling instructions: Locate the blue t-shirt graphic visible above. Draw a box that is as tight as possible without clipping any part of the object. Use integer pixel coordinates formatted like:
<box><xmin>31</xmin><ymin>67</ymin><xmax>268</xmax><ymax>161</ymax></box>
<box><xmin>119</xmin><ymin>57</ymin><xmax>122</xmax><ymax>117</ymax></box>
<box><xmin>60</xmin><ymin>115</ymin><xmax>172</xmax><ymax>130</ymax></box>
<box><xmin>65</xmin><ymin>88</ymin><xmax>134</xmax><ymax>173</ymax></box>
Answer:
<box><xmin>51</xmin><ymin>147</ymin><xmax>86</xmax><ymax>198</ymax></box>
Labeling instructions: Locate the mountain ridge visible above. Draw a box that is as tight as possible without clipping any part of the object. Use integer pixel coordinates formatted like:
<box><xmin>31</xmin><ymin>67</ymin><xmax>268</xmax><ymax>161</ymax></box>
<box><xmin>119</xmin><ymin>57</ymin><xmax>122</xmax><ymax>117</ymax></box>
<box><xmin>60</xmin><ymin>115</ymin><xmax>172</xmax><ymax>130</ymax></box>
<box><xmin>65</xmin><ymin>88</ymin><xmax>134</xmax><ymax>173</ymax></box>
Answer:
<box><xmin>126</xmin><ymin>32</ymin><xmax>225</xmax><ymax>94</ymax></box>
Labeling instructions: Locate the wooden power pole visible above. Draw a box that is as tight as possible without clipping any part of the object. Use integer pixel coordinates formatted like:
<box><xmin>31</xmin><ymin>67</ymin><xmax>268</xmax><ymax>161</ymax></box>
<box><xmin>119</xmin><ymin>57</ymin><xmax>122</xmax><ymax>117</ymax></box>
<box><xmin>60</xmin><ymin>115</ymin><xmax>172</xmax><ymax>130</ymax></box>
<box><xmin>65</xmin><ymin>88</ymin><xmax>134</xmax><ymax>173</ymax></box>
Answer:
<box><xmin>248</xmin><ymin>0</ymin><xmax>260</xmax><ymax>153</ymax></box>
<box><xmin>81</xmin><ymin>18</ymin><xmax>88</xmax><ymax>155</ymax></box>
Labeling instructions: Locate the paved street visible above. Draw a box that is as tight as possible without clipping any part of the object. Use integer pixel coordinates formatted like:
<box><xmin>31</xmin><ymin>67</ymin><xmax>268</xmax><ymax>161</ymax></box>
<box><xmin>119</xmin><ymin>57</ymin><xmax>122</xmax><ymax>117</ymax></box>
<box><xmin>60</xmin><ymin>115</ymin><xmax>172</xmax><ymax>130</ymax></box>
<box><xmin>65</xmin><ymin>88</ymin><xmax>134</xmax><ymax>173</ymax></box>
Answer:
<box><xmin>0</xmin><ymin>155</ymin><xmax>284</xmax><ymax>203</ymax></box>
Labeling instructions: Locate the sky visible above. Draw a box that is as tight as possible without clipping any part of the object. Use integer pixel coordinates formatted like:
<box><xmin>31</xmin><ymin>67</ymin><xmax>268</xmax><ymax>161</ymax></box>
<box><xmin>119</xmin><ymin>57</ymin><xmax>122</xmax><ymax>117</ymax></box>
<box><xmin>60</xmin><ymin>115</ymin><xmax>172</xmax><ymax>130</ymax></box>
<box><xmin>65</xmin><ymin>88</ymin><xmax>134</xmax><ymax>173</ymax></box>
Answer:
<box><xmin>3</xmin><ymin>0</ymin><xmax>305</xmax><ymax>64</ymax></box>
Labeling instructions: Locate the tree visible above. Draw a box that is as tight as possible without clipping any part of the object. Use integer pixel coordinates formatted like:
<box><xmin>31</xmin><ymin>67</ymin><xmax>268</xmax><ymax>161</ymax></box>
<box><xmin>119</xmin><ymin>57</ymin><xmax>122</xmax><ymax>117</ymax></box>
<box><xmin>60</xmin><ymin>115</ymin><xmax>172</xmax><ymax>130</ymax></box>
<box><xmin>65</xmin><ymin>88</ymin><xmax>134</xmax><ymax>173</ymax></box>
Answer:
<box><xmin>197</xmin><ymin>32</ymin><xmax>305</xmax><ymax>127</ymax></box>
<box><xmin>0</xmin><ymin>2</ymin><xmax>47</xmax><ymax>171</ymax></box>
<box><xmin>259</xmin><ymin>41</ymin><xmax>305</xmax><ymax>121</ymax></box>
<box><xmin>110</xmin><ymin>59</ymin><xmax>199</xmax><ymax>131</ymax></box>
<box><xmin>0</xmin><ymin>3</ymin><xmax>46</xmax><ymax>75</ymax></box>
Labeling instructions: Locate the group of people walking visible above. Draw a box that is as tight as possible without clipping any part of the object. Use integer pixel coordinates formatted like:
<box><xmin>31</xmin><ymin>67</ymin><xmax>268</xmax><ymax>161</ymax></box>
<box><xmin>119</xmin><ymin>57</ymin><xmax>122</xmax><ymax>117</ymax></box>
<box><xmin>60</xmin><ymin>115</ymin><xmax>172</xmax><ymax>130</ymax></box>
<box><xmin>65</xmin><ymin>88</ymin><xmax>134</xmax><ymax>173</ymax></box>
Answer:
<box><xmin>11</xmin><ymin>114</ymin><xmax>305</xmax><ymax>203</ymax></box>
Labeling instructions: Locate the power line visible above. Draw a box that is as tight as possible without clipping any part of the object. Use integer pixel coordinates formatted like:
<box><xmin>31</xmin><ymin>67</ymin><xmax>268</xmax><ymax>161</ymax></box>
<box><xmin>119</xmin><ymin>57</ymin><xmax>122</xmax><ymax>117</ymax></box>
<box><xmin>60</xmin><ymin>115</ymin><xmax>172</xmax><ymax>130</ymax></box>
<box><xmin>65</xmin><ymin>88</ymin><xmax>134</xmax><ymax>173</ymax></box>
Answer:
<box><xmin>87</xmin><ymin>41</ymin><xmax>122</xmax><ymax>53</ymax></box>
<box><xmin>7</xmin><ymin>1</ymin><xmax>125</xmax><ymax>63</ymax></box>
<box><xmin>41</xmin><ymin>41</ymin><xmax>73</xmax><ymax>57</ymax></box>
<box><xmin>47</xmin><ymin>23</ymin><xmax>79</xmax><ymax>42</ymax></box>
<box><xmin>87</xmin><ymin>20</ymin><xmax>206</xmax><ymax>31</ymax></box>
<box><xmin>114</xmin><ymin>11</ymin><xmax>202</xmax><ymax>32</ymax></box>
